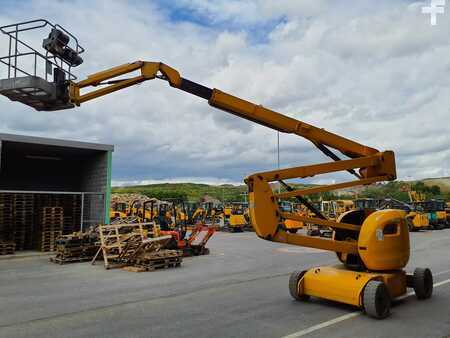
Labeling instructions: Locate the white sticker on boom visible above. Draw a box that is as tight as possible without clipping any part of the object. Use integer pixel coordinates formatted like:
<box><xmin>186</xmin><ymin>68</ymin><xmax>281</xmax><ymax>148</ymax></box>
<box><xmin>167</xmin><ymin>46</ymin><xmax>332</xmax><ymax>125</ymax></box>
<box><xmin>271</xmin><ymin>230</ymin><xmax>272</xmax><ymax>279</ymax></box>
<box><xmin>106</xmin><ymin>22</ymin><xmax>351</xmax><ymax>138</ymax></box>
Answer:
<box><xmin>376</xmin><ymin>228</ymin><xmax>384</xmax><ymax>241</ymax></box>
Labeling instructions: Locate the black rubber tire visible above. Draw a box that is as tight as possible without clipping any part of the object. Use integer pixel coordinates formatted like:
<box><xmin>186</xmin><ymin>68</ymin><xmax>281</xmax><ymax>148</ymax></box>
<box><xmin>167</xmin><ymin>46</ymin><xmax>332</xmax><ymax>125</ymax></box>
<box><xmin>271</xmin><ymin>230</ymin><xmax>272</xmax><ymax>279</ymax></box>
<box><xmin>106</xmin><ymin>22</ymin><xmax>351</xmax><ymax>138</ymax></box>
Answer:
<box><xmin>289</xmin><ymin>270</ymin><xmax>310</xmax><ymax>301</ymax></box>
<box><xmin>413</xmin><ymin>268</ymin><xmax>433</xmax><ymax>299</ymax></box>
<box><xmin>320</xmin><ymin>230</ymin><xmax>332</xmax><ymax>238</ymax></box>
<box><xmin>406</xmin><ymin>218</ymin><xmax>414</xmax><ymax>232</ymax></box>
<box><xmin>307</xmin><ymin>229</ymin><xmax>320</xmax><ymax>236</ymax></box>
<box><xmin>363</xmin><ymin>280</ymin><xmax>391</xmax><ymax>319</ymax></box>
<box><xmin>287</xmin><ymin>228</ymin><xmax>297</xmax><ymax>234</ymax></box>
<box><xmin>435</xmin><ymin>224</ymin><xmax>444</xmax><ymax>230</ymax></box>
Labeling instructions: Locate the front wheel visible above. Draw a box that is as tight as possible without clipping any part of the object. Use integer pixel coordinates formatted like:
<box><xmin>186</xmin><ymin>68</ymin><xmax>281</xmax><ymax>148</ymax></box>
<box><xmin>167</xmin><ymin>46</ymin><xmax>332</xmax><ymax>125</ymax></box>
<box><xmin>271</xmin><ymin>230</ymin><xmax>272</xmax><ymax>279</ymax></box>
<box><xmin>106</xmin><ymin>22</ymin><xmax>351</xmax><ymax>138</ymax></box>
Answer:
<box><xmin>363</xmin><ymin>280</ymin><xmax>391</xmax><ymax>319</ymax></box>
<box><xmin>413</xmin><ymin>268</ymin><xmax>433</xmax><ymax>299</ymax></box>
<box><xmin>289</xmin><ymin>270</ymin><xmax>310</xmax><ymax>301</ymax></box>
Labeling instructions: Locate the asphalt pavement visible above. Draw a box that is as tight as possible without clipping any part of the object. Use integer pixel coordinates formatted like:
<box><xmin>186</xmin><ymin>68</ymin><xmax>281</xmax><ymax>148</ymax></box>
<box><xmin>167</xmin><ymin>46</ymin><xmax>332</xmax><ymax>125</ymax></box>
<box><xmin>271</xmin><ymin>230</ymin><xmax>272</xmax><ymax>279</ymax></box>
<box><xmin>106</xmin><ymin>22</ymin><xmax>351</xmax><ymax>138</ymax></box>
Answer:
<box><xmin>0</xmin><ymin>229</ymin><xmax>449</xmax><ymax>338</ymax></box>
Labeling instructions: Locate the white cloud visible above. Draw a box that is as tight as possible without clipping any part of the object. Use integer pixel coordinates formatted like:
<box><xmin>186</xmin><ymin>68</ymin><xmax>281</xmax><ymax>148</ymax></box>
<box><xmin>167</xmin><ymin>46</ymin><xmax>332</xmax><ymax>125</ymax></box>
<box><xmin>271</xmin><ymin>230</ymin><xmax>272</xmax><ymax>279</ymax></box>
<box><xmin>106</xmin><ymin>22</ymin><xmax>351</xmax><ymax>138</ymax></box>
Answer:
<box><xmin>0</xmin><ymin>0</ymin><xmax>448</xmax><ymax>186</ymax></box>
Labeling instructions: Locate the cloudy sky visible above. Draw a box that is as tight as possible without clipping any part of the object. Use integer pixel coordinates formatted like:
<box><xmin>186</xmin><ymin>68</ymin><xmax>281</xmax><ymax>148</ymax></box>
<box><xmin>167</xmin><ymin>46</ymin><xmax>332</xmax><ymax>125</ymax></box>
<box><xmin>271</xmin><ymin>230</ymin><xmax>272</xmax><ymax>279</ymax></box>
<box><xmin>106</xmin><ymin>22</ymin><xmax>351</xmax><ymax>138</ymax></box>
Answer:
<box><xmin>0</xmin><ymin>0</ymin><xmax>449</xmax><ymax>186</ymax></box>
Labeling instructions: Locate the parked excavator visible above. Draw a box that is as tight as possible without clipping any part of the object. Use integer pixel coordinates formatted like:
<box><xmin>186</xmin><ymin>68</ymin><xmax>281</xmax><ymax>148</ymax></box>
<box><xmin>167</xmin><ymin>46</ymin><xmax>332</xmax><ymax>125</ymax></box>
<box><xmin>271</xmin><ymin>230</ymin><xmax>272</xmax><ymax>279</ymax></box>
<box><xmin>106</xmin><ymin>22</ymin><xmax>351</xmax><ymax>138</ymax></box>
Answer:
<box><xmin>379</xmin><ymin>198</ymin><xmax>430</xmax><ymax>232</ymax></box>
<box><xmin>355</xmin><ymin>198</ymin><xmax>430</xmax><ymax>232</ymax></box>
<box><xmin>109</xmin><ymin>201</ymin><xmax>128</xmax><ymax>221</ymax></box>
<box><xmin>0</xmin><ymin>20</ymin><xmax>433</xmax><ymax>318</ymax></box>
<box><xmin>281</xmin><ymin>202</ymin><xmax>305</xmax><ymax>234</ymax></box>
<box><xmin>227</xmin><ymin>202</ymin><xmax>248</xmax><ymax>232</ymax></box>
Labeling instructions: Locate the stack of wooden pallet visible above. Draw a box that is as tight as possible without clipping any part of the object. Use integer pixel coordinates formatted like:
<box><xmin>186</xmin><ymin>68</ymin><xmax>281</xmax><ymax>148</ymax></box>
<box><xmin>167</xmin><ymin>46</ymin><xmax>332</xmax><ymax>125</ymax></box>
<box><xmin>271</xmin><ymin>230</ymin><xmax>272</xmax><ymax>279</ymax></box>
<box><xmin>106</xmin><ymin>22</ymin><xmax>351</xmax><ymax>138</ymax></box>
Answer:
<box><xmin>94</xmin><ymin>223</ymin><xmax>147</xmax><ymax>269</ymax></box>
<box><xmin>119</xmin><ymin>234</ymin><xmax>182</xmax><ymax>272</ymax></box>
<box><xmin>50</xmin><ymin>231</ymin><xmax>100</xmax><ymax>264</ymax></box>
<box><xmin>0</xmin><ymin>241</ymin><xmax>15</xmax><ymax>255</ymax></box>
<box><xmin>39</xmin><ymin>207</ymin><xmax>64</xmax><ymax>252</ymax></box>
<box><xmin>125</xmin><ymin>248</ymin><xmax>182</xmax><ymax>272</ymax></box>
<box><xmin>61</xmin><ymin>195</ymin><xmax>82</xmax><ymax>235</ymax></box>
<box><xmin>0</xmin><ymin>194</ymin><xmax>13</xmax><ymax>243</ymax></box>
<box><xmin>13</xmin><ymin>194</ymin><xmax>34</xmax><ymax>250</ymax></box>
<box><xmin>34</xmin><ymin>194</ymin><xmax>82</xmax><ymax>235</ymax></box>
<box><xmin>94</xmin><ymin>222</ymin><xmax>182</xmax><ymax>272</ymax></box>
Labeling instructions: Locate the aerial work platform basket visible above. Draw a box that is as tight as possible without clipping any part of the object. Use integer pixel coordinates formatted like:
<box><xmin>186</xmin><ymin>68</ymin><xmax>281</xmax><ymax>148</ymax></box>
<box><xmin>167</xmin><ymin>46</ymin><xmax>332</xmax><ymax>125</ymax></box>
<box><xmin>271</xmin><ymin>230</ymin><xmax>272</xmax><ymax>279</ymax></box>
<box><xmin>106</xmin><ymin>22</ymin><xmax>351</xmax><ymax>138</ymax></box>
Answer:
<box><xmin>0</xmin><ymin>19</ymin><xmax>84</xmax><ymax>110</ymax></box>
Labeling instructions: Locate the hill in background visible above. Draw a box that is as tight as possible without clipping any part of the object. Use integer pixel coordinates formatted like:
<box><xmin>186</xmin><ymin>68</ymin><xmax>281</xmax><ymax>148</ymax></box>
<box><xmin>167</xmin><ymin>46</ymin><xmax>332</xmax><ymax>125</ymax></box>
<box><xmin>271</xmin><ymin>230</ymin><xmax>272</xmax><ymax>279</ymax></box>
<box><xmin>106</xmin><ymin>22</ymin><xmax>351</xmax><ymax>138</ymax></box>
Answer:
<box><xmin>423</xmin><ymin>177</ymin><xmax>450</xmax><ymax>193</ymax></box>
<box><xmin>112</xmin><ymin>177</ymin><xmax>449</xmax><ymax>203</ymax></box>
<box><xmin>113</xmin><ymin>183</ymin><xmax>248</xmax><ymax>202</ymax></box>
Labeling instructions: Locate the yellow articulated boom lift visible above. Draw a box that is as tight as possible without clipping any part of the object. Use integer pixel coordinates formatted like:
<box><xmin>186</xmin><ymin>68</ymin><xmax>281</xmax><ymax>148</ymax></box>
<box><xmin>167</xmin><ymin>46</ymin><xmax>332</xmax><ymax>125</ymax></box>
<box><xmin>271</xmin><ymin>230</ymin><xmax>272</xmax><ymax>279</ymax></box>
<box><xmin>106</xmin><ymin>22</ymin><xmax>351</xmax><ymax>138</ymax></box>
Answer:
<box><xmin>0</xmin><ymin>20</ymin><xmax>433</xmax><ymax>319</ymax></box>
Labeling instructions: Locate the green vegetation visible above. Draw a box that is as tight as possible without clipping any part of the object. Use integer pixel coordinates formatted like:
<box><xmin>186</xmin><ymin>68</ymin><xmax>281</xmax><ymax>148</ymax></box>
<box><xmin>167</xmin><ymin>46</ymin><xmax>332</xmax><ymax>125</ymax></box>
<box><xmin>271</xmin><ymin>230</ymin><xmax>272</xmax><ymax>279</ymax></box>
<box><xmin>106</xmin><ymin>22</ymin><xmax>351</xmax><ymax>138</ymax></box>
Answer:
<box><xmin>360</xmin><ymin>181</ymin><xmax>438</xmax><ymax>201</ymax></box>
<box><xmin>113</xmin><ymin>183</ymin><xmax>248</xmax><ymax>202</ymax></box>
<box><xmin>112</xmin><ymin>178</ymin><xmax>449</xmax><ymax>203</ymax></box>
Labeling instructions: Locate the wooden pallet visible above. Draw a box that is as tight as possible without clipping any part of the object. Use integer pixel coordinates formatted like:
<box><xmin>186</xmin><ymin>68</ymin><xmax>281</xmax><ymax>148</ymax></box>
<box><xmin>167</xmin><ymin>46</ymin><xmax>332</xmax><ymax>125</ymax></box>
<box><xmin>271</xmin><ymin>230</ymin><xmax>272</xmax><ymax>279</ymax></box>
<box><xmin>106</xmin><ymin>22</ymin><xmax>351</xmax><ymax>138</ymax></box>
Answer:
<box><xmin>0</xmin><ymin>249</ymin><xmax>15</xmax><ymax>255</ymax></box>
<box><xmin>50</xmin><ymin>231</ymin><xmax>100</xmax><ymax>264</ymax></box>
<box><xmin>0</xmin><ymin>242</ymin><xmax>16</xmax><ymax>255</ymax></box>
<box><xmin>131</xmin><ymin>252</ymin><xmax>182</xmax><ymax>272</ymax></box>
<box><xmin>38</xmin><ymin>206</ymin><xmax>64</xmax><ymax>251</ymax></box>
<box><xmin>93</xmin><ymin>222</ymin><xmax>148</xmax><ymax>269</ymax></box>
<box><xmin>8</xmin><ymin>194</ymin><xmax>34</xmax><ymax>251</ymax></box>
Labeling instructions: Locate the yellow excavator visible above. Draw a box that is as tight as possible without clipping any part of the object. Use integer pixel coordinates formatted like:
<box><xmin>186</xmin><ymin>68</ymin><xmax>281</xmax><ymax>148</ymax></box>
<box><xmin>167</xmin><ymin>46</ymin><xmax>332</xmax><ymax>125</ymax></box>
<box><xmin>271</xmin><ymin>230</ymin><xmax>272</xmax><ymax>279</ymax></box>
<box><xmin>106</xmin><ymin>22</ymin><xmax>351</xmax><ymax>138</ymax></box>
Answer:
<box><xmin>228</xmin><ymin>203</ymin><xmax>248</xmax><ymax>232</ymax></box>
<box><xmin>0</xmin><ymin>20</ymin><xmax>433</xmax><ymax>318</ymax></box>
<box><xmin>109</xmin><ymin>201</ymin><xmax>128</xmax><ymax>221</ymax></box>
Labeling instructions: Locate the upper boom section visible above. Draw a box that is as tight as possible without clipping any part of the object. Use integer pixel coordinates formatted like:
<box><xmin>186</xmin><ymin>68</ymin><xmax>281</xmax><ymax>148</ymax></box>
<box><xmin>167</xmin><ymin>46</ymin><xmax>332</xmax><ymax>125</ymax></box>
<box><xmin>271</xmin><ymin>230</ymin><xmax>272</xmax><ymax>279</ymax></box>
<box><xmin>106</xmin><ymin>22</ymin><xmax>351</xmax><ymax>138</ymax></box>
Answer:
<box><xmin>69</xmin><ymin>61</ymin><xmax>381</xmax><ymax>163</ymax></box>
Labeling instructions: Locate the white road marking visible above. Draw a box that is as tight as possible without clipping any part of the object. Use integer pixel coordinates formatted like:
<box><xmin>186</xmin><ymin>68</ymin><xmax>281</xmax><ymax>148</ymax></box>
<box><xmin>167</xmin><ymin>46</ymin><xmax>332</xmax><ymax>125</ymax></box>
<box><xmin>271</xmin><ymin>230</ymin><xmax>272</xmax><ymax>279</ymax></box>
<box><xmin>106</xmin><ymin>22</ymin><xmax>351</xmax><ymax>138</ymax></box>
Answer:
<box><xmin>434</xmin><ymin>268</ymin><xmax>450</xmax><ymax>276</ymax></box>
<box><xmin>281</xmin><ymin>313</ymin><xmax>360</xmax><ymax>338</ymax></box>
<box><xmin>280</xmin><ymin>275</ymin><xmax>450</xmax><ymax>338</ymax></box>
<box><xmin>434</xmin><ymin>278</ymin><xmax>450</xmax><ymax>287</ymax></box>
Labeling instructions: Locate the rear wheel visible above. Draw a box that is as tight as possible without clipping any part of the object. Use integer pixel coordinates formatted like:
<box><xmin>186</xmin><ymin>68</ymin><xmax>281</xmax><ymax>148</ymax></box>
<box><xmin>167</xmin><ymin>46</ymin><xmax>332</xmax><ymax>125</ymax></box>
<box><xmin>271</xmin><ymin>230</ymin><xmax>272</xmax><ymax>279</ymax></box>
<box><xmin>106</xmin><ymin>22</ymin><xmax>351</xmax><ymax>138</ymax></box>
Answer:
<box><xmin>413</xmin><ymin>268</ymin><xmax>433</xmax><ymax>299</ymax></box>
<box><xmin>289</xmin><ymin>270</ymin><xmax>310</xmax><ymax>301</ymax></box>
<box><xmin>363</xmin><ymin>280</ymin><xmax>391</xmax><ymax>319</ymax></box>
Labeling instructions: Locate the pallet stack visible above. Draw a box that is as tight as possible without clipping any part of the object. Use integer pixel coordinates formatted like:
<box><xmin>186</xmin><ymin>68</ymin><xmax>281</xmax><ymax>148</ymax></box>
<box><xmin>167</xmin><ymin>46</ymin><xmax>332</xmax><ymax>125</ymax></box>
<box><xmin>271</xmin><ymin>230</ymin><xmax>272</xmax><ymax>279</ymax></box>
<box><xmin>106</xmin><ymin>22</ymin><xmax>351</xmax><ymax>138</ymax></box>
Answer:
<box><xmin>0</xmin><ymin>194</ymin><xmax>14</xmax><ymax>243</ymax></box>
<box><xmin>118</xmin><ymin>234</ymin><xmax>183</xmax><ymax>272</ymax></box>
<box><xmin>34</xmin><ymin>194</ymin><xmax>81</xmax><ymax>235</ymax></box>
<box><xmin>0</xmin><ymin>241</ymin><xmax>15</xmax><ymax>255</ymax></box>
<box><xmin>39</xmin><ymin>207</ymin><xmax>64</xmax><ymax>252</ymax></box>
<box><xmin>127</xmin><ymin>249</ymin><xmax>182</xmax><ymax>272</ymax></box>
<box><xmin>61</xmin><ymin>195</ymin><xmax>82</xmax><ymax>235</ymax></box>
<box><xmin>13</xmin><ymin>194</ymin><xmax>34</xmax><ymax>250</ymax></box>
<box><xmin>95</xmin><ymin>223</ymin><xmax>146</xmax><ymax>269</ymax></box>
<box><xmin>50</xmin><ymin>231</ymin><xmax>100</xmax><ymax>264</ymax></box>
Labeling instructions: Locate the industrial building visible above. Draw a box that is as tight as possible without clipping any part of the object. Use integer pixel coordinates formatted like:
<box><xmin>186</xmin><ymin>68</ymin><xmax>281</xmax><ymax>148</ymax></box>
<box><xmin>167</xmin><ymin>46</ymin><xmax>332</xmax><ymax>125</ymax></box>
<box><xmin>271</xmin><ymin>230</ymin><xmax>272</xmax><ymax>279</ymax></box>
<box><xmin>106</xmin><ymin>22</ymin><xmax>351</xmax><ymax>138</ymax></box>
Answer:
<box><xmin>0</xmin><ymin>133</ymin><xmax>113</xmax><ymax>252</ymax></box>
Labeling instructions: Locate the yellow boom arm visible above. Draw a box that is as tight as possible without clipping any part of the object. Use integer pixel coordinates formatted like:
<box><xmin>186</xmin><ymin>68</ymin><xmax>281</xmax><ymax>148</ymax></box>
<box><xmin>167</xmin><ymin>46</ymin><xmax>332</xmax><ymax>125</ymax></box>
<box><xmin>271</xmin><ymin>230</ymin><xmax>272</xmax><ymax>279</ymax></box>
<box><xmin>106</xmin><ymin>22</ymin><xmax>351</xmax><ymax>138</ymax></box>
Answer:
<box><xmin>68</xmin><ymin>61</ymin><xmax>397</xmax><ymax>253</ymax></box>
